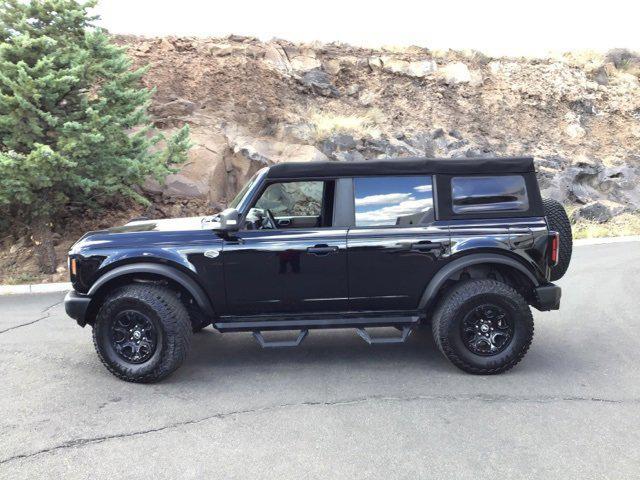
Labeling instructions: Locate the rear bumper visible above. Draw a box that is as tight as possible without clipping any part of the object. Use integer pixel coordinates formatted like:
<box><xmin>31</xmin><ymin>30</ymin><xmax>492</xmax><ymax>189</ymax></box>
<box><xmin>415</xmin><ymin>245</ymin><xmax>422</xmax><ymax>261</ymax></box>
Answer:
<box><xmin>532</xmin><ymin>283</ymin><xmax>561</xmax><ymax>311</ymax></box>
<box><xmin>64</xmin><ymin>290</ymin><xmax>91</xmax><ymax>326</ymax></box>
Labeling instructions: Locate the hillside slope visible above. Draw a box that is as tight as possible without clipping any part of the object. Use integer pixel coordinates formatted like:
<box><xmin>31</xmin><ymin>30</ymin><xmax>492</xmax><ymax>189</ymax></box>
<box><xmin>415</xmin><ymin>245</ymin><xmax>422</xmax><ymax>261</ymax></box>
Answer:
<box><xmin>121</xmin><ymin>36</ymin><xmax>640</xmax><ymax>228</ymax></box>
<box><xmin>2</xmin><ymin>35</ymin><xmax>640</xmax><ymax>283</ymax></box>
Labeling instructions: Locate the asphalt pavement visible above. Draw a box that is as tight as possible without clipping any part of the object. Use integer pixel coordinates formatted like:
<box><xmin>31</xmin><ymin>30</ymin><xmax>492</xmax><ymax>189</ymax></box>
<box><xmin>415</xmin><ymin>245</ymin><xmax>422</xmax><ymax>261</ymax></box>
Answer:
<box><xmin>1</xmin><ymin>241</ymin><xmax>639</xmax><ymax>479</ymax></box>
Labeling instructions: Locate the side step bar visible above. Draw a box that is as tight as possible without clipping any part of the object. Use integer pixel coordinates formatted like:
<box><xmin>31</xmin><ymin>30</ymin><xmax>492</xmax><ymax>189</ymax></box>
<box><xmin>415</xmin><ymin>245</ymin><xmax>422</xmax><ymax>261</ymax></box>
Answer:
<box><xmin>250</xmin><ymin>326</ymin><xmax>415</xmax><ymax>349</ymax></box>
<box><xmin>356</xmin><ymin>326</ymin><xmax>413</xmax><ymax>345</ymax></box>
<box><xmin>253</xmin><ymin>330</ymin><xmax>308</xmax><ymax>348</ymax></box>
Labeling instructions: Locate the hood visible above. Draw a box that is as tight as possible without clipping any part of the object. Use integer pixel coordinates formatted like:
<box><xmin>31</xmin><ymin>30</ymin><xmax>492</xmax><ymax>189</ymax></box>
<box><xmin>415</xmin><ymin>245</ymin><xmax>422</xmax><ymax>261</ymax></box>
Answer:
<box><xmin>105</xmin><ymin>215</ymin><xmax>220</xmax><ymax>233</ymax></box>
<box><xmin>69</xmin><ymin>215</ymin><xmax>223</xmax><ymax>255</ymax></box>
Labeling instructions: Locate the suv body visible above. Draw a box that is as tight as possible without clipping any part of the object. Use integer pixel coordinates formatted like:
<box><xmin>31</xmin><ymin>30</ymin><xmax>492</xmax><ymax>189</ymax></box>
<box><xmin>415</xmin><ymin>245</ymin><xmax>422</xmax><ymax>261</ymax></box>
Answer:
<box><xmin>65</xmin><ymin>157</ymin><xmax>568</xmax><ymax>381</ymax></box>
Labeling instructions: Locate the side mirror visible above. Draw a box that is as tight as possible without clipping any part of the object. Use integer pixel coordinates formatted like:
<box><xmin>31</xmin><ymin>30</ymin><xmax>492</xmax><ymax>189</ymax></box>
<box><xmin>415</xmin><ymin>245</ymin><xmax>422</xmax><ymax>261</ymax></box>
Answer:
<box><xmin>219</xmin><ymin>208</ymin><xmax>240</xmax><ymax>231</ymax></box>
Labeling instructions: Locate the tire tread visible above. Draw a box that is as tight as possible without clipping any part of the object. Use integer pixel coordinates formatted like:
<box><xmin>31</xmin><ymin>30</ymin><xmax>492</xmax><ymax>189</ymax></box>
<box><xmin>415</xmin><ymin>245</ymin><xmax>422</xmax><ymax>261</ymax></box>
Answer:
<box><xmin>543</xmin><ymin>198</ymin><xmax>573</xmax><ymax>281</ymax></box>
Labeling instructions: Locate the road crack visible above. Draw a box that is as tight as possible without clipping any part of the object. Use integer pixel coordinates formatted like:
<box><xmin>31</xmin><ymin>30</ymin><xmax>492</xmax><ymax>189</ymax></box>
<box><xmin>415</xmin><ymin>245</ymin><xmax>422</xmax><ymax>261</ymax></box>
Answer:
<box><xmin>0</xmin><ymin>393</ymin><xmax>635</xmax><ymax>465</ymax></box>
<box><xmin>0</xmin><ymin>298</ymin><xmax>64</xmax><ymax>334</ymax></box>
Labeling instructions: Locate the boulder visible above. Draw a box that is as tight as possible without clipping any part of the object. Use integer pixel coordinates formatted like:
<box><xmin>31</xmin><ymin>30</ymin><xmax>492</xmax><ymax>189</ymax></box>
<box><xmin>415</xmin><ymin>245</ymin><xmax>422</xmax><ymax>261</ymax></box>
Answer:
<box><xmin>288</xmin><ymin>49</ymin><xmax>322</xmax><ymax>73</ymax></box>
<box><xmin>150</xmin><ymin>98</ymin><xmax>197</xmax><ymax>118</ymax></box>
<box><xmin>439</xmin><ymin>62</ymin><xmax>472</xmax><ymax>84</ymax></box>
<box><xmin>405</xmin><ymin>132</ymin><xmax>436</xmax><ymax>156</ymax></box>
<box><xmin>335</xmin><ymin>150</ymin><xmax>366</xmax><ymax>162</ymax></box>
<box><xmin>279</xmin><ymin>122</ymin><xmax>315</xmax><ymax>143</ymax></box>
<box><xmin>360</xmin><ymin>136</ymin><xmax>420</xmax><ymax>158</ymax></box>
<box><xmin>571</xmin><ymin>200</ymin><xmax>625</xmax><ymax>223</ymax></box>
<box><xmin>263</xmin><ymin>42</ymin><xmax>292</xmax><ymax>74</ymax></box>
<box><xmin>346</xmin><ymin>84</ymin><xmax>360</xmax><ymax>96</ymax></box>
<box><xmin>565</xmin><ymin>123</ymin><xmax>586</xmax><ymax>139</ymax></box>
<box><xmin>163</xmin><ymin>174</ymin><xmax>208</xmax><ymax>198</ymax></box>
<box><xmin>299</xmin><ymin>69</ymin><xmax>339</xmax><ymax>97</ymax></box>
<box><xmin>320</xmin><ymin>133</ymin><xmax>358</xmax><ymax>156</ymax></box>
<box><xmin>374</xmin><ymin>56</ymin><xmax>437</xmax><ymax>78</ymax></box>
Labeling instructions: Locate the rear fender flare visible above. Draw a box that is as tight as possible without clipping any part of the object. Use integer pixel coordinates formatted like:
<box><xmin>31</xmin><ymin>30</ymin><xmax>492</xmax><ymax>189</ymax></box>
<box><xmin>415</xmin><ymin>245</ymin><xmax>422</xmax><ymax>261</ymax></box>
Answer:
<box><xmin>88</xmin><ymin>263</ymin><xmax>214</xmax><ymax>317</ymax></box>
<box><xmin>419</xmin><ymin>253</ymin><xmax>539</xmax><ymax>310</ymax></box>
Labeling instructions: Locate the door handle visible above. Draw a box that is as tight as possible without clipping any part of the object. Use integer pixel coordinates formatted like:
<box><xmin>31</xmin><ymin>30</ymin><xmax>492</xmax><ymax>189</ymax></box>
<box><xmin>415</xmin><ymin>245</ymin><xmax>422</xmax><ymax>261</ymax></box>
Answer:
<box><xmin>306</xmin><ymin>244</ymin><xmax>339</xmax><ymax>256</ymax></box>
<box><xmin>409</xmin><ymin>242</ymin><xmax>443</xmax><ymax>252</ymax></box>
<box><xmin>278</xmin><ymin>219</ymin><xmax>291</xmax><ymax>227</ymax></box>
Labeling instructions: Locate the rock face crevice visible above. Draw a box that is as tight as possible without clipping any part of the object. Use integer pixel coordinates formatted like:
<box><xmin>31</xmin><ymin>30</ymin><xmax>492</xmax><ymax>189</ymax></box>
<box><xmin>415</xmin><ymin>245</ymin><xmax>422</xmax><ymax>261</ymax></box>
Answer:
<box><xmin>119</xmin><ymin>35</ymin><xmax>640</xmax><ymax>220</ymax></box>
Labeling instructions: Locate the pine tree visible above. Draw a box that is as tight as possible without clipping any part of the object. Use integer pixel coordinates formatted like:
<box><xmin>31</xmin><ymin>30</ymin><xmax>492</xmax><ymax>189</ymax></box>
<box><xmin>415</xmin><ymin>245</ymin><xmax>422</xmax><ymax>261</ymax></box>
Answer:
<box><xmin>0</xmin><ymin>0</ymin><xmax>190</xmax><ymax>272</ymax></box>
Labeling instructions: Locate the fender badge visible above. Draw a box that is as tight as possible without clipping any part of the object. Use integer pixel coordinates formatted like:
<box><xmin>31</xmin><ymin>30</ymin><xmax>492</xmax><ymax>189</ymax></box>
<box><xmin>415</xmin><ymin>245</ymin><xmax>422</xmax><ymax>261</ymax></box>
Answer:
<box><xmin>204</xmin><ymin>250</ymin><xmax>220</xmax><ymax>258</ymax></box>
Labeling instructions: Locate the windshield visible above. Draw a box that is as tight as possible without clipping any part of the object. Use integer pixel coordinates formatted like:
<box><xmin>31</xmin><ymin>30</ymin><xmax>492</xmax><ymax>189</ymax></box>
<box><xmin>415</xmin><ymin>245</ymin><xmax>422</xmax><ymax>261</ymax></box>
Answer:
<box><xmin>228</xmin><ymin>168</ymin><xmax>266</xmax><ymax>210</ymax></box>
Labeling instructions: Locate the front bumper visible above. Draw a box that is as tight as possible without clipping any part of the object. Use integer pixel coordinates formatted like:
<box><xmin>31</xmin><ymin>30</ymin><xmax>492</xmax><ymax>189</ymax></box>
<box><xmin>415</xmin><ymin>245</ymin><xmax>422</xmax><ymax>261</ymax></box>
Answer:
<box><xmin>532</xmin><ymin>283</ymin><xmax>561</xmax><ymax>311</ymax></box>
<box><xmin>64</xmin><ymin>290</ymin><xmax>91</xmax><ymax>326</ymax></box>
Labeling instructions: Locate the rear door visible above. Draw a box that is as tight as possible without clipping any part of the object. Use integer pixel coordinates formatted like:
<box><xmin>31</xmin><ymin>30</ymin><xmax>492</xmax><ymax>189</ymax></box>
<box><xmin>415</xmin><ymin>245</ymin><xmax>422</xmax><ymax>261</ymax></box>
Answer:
<box><xmin>346</xmin><ymin>175</ymin><xmax>450</xmax><ymax>311</ymax></box>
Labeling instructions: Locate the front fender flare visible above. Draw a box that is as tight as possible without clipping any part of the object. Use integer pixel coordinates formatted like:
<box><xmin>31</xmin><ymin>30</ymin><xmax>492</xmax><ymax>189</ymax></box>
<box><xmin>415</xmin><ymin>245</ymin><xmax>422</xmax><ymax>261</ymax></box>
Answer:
<box><xmin>88</xmin><ymin>262</ymin><xmax>214</xmax><ymax>317</ymax></box>
<box><xmin>418</xmin><ymin>253</ymin><xmax>540</xmax><ymax>310</ymax></box>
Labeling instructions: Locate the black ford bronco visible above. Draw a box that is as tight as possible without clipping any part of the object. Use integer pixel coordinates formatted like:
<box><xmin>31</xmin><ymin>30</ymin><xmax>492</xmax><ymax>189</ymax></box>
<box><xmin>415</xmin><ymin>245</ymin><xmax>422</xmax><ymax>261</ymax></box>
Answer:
<box><xmin>65</xmin><ymin>157</ymin><xmax>572</xmax><ymax>382</ymax></box>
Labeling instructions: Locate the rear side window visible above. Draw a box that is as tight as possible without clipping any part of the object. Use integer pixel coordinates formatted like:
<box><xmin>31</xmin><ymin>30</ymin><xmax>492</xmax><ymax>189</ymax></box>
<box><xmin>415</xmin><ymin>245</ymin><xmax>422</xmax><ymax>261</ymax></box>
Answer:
<box><xmin>354</xmin><ymin>176</ymin><xmax>434</xmax><ymax>227</ymax></box>
<box><xmin>451</xmin><ymin>175</ymin><xmax>528</xmax><ymax>214</ymax></box>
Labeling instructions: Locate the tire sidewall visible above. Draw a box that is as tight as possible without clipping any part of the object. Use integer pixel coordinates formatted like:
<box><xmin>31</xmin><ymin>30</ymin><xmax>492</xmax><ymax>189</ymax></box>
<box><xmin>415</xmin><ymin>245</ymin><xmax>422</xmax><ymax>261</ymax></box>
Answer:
<box><xmin>441</xmin><ymin>289</ymin><xmax>533</xmax><ymax>371</ymax></box>
<box><xmin>94</xmin><ymin>295</ymin><xmax>167</xmax><ymax>378</ymax></box>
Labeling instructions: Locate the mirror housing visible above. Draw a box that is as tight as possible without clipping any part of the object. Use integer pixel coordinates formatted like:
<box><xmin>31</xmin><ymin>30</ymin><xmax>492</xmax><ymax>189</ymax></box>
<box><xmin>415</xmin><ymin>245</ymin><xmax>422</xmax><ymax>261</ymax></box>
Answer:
<box><xmin>218</xmin><ymin>208</ymin><xmax>240</xmax><ymax>231</ymax></box>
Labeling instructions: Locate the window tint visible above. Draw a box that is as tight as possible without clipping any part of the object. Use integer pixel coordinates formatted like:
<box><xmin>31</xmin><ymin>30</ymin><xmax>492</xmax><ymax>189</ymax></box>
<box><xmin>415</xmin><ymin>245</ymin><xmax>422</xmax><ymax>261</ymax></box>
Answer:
<box><xmin>451</xmin><ymin>175</ymin><xmax>528</xmax><ymax>214</ymax></box>
<box><xmin>354</xmin><ymin>176</ymin><xmax>434</xmax><ymax>227</ymax></box>
<box><xmin>255</xmin><ymin>181</ymin><xmax>324</xmax><ymax>217</ymax></box>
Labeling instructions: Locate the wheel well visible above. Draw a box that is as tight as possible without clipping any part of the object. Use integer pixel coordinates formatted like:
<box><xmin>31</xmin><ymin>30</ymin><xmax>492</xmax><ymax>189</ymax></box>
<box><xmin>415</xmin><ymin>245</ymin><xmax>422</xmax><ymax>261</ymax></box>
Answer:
<box><xmin>85</xmin><ymin>273</ymin><xmax>209</xmax><ymax>329</ymax></box>
<box><xmin>426</xmin><ymin>262</ymin><xmax>536</xmax><ymax>316</ymax></box>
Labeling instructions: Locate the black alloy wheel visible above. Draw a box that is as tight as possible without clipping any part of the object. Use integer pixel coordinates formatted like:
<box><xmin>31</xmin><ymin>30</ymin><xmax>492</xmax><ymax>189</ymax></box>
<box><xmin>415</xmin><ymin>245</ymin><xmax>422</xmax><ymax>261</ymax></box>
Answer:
<box><xmin>110</xmin><ymin>310</ymin><xmax>158</xmax><ymax>363</ymax></box>
<box><xmin>461</xmin><ymin>304</ymin><xmax>514</xmax><ymax>356</ymax></box>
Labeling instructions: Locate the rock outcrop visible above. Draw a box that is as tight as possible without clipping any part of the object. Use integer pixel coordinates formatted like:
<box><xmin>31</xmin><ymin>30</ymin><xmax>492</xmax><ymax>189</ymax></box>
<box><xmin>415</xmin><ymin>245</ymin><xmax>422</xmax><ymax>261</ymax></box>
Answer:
<box><xmin>119</xmin><ymin>35</ymin><xmax>640</xmax><ymax>223</ymax></box>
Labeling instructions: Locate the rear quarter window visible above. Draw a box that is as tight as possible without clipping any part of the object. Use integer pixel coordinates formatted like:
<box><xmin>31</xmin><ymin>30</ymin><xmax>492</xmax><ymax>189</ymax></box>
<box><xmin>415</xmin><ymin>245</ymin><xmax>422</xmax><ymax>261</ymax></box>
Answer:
<box><xmin>451</xmin><ymin>175</ymin><xmax>528</xmax><ymax>214</ymax></box>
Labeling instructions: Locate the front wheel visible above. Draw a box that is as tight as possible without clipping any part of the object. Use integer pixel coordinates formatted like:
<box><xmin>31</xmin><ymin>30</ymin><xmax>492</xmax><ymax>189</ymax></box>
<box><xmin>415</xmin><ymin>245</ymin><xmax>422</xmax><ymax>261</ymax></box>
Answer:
<box><xmin>92</xmin><ymin>284</ymin><xmax>192</xmax><ymax>383</ymax></box>
<box><xmin>432</xmin><ymin>279</ymin><xmax>534</xmax><ymax>374</ymax></box>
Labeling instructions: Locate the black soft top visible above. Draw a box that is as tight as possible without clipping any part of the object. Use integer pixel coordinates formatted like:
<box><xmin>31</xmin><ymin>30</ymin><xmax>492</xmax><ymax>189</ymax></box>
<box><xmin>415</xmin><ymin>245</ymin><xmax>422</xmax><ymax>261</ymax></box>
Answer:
<box><xmin>266</xmin><ymin>157</ymin><xmax>535</xmax><ymax>179</ymax></box>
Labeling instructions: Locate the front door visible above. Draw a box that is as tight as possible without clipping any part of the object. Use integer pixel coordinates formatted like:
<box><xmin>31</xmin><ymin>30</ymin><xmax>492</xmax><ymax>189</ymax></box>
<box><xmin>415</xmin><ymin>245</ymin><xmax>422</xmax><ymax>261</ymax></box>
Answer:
<box><xmin>347</xmin><ymin>175</ymin><xmax>450</xmax><ymax>311</ymax></box>
<box><xmin>221</xmin><ymin>180</ymin><xmax>348</xmax><ymax>316</ymax></box>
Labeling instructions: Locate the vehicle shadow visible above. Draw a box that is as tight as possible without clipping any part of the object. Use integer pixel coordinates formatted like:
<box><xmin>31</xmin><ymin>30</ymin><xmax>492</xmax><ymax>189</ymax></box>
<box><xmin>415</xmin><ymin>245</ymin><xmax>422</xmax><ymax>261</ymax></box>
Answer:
<box><xmin>164</xmin><ymin>323</ymin><xmax>592</xmax><ymax>386</ymax></box>
<box><xmin>174</xmin><ymin>326</ymin><xmax>453</xmax><ymax>379</ymax></box>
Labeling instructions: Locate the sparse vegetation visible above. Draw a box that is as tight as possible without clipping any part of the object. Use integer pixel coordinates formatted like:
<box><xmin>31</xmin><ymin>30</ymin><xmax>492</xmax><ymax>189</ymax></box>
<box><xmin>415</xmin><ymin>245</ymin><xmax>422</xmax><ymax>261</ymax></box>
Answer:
<box><xmin>308</xmin><ymin>108</ymin><xmax>384</xmax><ymax>140</ymax></box>
<box><xmin>572</xmin><ymin>213</ymin><xmax>640</xmax><ymax>239</ymax></box>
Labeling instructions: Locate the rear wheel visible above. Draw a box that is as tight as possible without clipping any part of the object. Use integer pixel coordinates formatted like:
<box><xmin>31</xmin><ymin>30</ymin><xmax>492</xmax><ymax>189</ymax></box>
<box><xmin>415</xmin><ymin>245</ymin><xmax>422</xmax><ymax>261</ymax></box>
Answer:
<box><xmin>543</xmin><ymin>198</ymin><xmax>573</xmax><ymax>281</ymax></box>
<box><xmin>432</xmin><ymin>279</ymin><xmax>534</xmax><ymax>374</ymax></box>
<box><xmin>92</xmin><ymin>284</ymin><xmax>192</xmax><ymax>383</ymax></box>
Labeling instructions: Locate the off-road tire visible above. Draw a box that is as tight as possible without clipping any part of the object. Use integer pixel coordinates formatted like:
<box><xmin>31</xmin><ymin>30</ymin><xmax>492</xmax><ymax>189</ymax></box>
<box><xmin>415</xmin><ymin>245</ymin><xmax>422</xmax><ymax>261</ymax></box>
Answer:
<box><xmin>543</xmin><ymin>197</ymin><xmax>573</xmax><ymax>281</ymax></box>
<box><xmin>432</xmin><ymin>279</ymin><xmax>534</xmax><ymax>375</ymax></box>
<box><xmin>92</xmin><ymin>284</ymin><xmax>192</xmax><ymax>383</ymax></box>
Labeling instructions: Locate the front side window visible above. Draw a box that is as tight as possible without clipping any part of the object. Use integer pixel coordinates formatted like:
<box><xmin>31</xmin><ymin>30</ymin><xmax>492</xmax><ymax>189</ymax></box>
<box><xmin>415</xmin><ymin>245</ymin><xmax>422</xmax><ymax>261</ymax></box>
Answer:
<box><xmin>354</xmin><ymin>176</ymin><xmax>434</xmax><ymax>227</ymax></box>
<box><xmin>246</xmin><ymin>180</ymin><xmax>327</xmax><ymax>229</ymax></box>
<box><xmin>255</xmin><ymin>181</ymin><xmax>324</xmax><ymax>216</ymax></box>
<box><xmin>451</xmin><ymin>175</ymin><xmax>528</xmax><ymax>214</ymax></box>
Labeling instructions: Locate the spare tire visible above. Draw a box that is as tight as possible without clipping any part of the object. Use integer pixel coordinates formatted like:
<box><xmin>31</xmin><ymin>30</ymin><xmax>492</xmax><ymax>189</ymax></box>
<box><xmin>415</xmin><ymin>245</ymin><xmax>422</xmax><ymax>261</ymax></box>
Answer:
<box><xmin>543</xmin><ymin>198</ymin><xmax>573</xmax><ymax>281</ymax></box>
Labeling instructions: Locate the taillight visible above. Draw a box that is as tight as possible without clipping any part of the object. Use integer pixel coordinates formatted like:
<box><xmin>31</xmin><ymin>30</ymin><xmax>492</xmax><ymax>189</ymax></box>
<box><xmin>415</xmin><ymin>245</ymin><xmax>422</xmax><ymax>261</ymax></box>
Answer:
<box><xmin>549</xmin><ymin>232</ymin><xmax>560</xmax><ymax>266</ymax></box>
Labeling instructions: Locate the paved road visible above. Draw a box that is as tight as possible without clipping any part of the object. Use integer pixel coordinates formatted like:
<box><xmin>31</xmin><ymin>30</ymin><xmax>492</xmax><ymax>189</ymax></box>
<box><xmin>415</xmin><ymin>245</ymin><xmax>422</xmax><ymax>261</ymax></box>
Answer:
<box><xmin>1</xmin><ymin>242</ymin><xmax>639</xmax><ymax>479</ymax></box>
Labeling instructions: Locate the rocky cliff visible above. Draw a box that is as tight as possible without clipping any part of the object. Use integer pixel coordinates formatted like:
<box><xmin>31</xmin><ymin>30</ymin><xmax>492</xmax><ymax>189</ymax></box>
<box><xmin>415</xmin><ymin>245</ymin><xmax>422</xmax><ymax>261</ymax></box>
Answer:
<box><xmin>122</xmin><ymin>35</ymin><xmax>640</xmax><ymax>229</ymax></box>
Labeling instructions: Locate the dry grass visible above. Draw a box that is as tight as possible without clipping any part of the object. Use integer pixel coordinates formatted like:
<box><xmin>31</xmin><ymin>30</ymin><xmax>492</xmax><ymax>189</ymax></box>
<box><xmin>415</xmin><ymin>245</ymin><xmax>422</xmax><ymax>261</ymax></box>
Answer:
<box><xmin>572</xmin><ymin>213</ymin><xmax>640</xmax><ymax>239</ymax></box>
<box><xmin>307</xmin><ymin>108</ymin><xmax>384</xmax><ymax>140</ymax></box>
